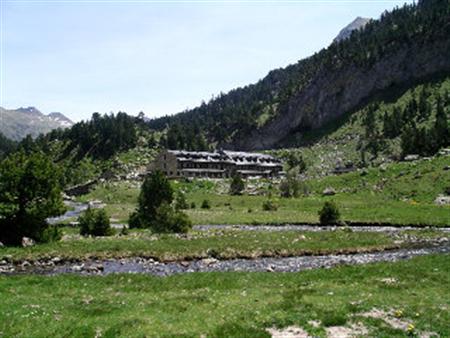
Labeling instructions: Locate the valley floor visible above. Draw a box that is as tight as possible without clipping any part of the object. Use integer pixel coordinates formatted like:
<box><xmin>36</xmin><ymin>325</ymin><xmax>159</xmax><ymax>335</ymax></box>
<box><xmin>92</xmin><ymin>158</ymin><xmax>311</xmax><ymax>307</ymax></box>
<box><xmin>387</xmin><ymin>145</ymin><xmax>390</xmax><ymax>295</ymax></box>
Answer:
<box><xmin>1</xmin><ymin>155</ymin><xmax>448</xmax><ymax>337</ymax></box>
<box><xmin>75</xmin><ymin>155</ymin><xmax>450</xmax><ymax>226</ymax></box>
<box><xmin>1</xmin><ymin>254</ymin><xmax>449</xmax><ymax>337</ymax></box>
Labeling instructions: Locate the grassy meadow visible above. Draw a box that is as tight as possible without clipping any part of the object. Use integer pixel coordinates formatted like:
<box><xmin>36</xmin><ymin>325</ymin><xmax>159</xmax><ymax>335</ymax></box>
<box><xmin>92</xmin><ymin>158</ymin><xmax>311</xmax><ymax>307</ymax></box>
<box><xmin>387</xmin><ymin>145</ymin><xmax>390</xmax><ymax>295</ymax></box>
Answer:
<box><xmin>76</xmin><ymin>155</ymin><xmax>450</xmax><ymax>226</ymax></box>
<box><xmin>1</xmin><ymin>254</ymin><xmax>449</xmax><ymax>337</ymax></box>
<box><xmin>0</xmin><ymin>228</ymin><xmax>410</xmax><ymax>263</ymax></box>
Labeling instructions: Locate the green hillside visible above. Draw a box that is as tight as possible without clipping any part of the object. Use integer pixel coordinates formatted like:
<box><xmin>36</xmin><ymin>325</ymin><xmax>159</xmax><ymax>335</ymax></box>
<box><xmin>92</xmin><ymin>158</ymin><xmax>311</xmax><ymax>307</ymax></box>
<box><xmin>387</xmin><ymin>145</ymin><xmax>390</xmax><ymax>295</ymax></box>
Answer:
<box><xmin>274</xmin><ymin>76</ymin><xmax>450</xmax><ymax>177</ymax></box>
<box><xmin>147</xmin><ymin>0</ymin><xmax>450</xmax><ymax>151</ymax></box>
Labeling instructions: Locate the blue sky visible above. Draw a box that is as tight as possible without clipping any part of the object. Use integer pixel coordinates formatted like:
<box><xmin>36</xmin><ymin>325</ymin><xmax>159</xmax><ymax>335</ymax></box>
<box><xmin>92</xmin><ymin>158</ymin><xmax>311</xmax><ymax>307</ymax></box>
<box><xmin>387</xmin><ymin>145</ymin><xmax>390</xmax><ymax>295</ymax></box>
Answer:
<box><xmin>2</xmin><ymin>0</ymin><xmax>413</xmax><ymax>122</ymax></box>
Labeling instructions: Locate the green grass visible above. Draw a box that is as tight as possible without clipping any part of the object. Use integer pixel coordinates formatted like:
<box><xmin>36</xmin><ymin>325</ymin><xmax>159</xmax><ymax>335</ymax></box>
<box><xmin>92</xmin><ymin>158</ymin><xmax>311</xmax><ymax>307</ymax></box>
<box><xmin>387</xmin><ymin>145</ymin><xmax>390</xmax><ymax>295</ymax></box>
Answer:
<box><xmin>0</xmin><ymin>229</ymin><xmax>405</xmax><ymax>263</ymax></box>
<box><xmin>75</xmin><ymin>155</ymin><xmax>450</xmax><ymax>226</ymax></box>
<box><xmin>185</xmin><ymin>192</ymin><xmax>450</xmax><ymax>225</ymax></box>
<box><xmin>307</xmin><ymin>155</ymin><xmax>450</xmax><ymax>204</ymax></box>
<box><xmin>1</xmin><ymin>254</ymin><xmax>449</xmax><ymax>337</ymax></box>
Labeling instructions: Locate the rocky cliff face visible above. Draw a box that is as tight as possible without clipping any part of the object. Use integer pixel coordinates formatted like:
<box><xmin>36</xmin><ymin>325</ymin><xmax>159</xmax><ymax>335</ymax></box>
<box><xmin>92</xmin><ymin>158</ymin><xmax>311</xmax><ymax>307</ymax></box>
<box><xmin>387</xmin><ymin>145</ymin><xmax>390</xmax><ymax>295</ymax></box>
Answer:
<box><xmin>231</xmin><ymin>37</ymin><xmax>450</xmax><ymax>150</ymax></box>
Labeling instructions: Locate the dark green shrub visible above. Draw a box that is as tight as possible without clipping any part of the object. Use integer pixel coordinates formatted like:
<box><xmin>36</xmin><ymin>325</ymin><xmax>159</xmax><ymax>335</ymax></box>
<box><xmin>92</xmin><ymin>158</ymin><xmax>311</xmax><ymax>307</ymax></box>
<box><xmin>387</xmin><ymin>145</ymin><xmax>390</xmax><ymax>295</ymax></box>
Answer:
<box><xmin>201</xmin><ymin>199</ymin><xmax>211</xmax><ymax>209</ymax></box>
<box><xmin>318</xmin><ymin>201</ymin><xmax>341</xmax><ymax>225</ymax></box>
<box><xmin>262</xmin><ymin>199</ymin><xmax>278</xmax><ymax>211</ymax></box>
<box><xmin>279</xmin><ymin>179</ymin><xmax>292</xmax><ymax>198</ymax></box>
<box><xmin>79</xmin><ymin>208</ymin><xmax>114</xmax><ymax>236</ymax></box>
<box><xmin>0</xmin><ymin>151</ymin><xmax>66</xmax><ymax>245</ymax></box>
<box><xmin>229</xmin><ymin>173</ymin><xmax>245</xmax><ymax>195</ymax></box>
<box><xmin>321</xmin><ymin>310</ymin><xmax>347</xmax><ymax>327</ymax></box>
<box><xmin>190</xmin><ymin>202</ymin><xmax>196</xmax><ymax>209</ymax></box>
<box><xmin>129</xmin><ymin>170</ymin><xmax>174</xmax><ymax>229</ymax></box>
<box><xmin>38</xmin><ymin>225</ymin><xmax>62</xmax><ymax>243</ymax></box>
<box><xmin>151</xmin><ymin>202</ymin><xmax>192</xmax><ymax>233</ymax></box>
<box><xmin>120</xmin><ymin>226</ymin><xmax>129</xmax><ymax>236</ymax></box>
<box><xmin>284</xmin><ymin>152</ymin><xmax>307</xmax><ymax>173</ymax></box>
<box><xmin>128</xmin><ymin>211</ymin><xmax>144</xmax><ymax>229</ymax></box>
<box><xmin>279</xmin><ymin>171</ymin><xmax>309</xmax><ymax>198</ymax></box>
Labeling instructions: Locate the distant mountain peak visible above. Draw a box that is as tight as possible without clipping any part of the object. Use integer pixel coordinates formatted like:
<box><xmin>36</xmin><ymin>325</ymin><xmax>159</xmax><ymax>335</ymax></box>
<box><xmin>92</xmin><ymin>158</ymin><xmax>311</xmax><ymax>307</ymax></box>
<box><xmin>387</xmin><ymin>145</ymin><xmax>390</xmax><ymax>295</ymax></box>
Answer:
<box><xmin>0</xmin><ymin>107</ymin><xmax>73</xmax><ymax>140</ymax></box>
<box><xmin>48</xmin><ymin>112</ymin><xmax>73</xmax><ymax>127</ymax></box>
<box><xmin>16</xmin><ymin>106</ymin><xmax>42</xmax><ymax>116</ymax></box>
<box><xmin>333</xmin><ymin>17</ymin><xmax>371</xmax><ymax>43</ymax></box>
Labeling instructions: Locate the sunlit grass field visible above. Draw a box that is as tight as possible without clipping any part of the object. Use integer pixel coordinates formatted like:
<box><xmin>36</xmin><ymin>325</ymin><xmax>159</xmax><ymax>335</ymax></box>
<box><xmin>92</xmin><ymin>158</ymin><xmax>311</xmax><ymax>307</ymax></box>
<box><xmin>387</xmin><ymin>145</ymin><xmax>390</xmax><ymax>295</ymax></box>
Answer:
<box><xmin>76</xmin><ymin>155</ymin><xmax>450</xmax><ymax>226</ymax></box>
<box><xmin>1</xmin><ymin>254</ymin><xmax>449</xmax><ymax>337</ymax></box>
<box><xmin>0</xmin><ymin>228</ymin><xmax>406</xmax><ymax>263</ymax></box>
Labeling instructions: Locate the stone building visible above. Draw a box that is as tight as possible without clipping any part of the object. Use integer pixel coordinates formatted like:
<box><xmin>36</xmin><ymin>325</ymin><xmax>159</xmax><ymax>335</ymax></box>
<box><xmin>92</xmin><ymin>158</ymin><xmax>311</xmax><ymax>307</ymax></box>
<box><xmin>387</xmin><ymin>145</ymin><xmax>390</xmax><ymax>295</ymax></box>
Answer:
<box><xmin>149</xmin><ymin>150</ymin><xmax>283</xmax><ymax>179</ymax></box>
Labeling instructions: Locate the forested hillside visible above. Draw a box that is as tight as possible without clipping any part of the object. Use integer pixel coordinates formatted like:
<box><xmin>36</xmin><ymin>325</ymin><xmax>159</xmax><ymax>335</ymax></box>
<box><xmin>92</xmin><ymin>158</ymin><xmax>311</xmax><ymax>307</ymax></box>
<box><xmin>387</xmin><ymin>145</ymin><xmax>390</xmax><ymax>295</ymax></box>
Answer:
<box><xmin>13</xmin><ymin>112</ymin><xmax>155</xmax><ymax>187</ymax></box>
<box><xmin>274</xmin><ymin>77</ymin><xmax>450</xmax><ymax>177</ymax></box>
<box><xmin>148</xmin><ymin>0</ymin><xmax>450</xmax><ymax>151</ymax></box>
<box><xmin>2</xmin><ymin>0</ymin><xmax>449</xmax><ymax>189</ymax></box>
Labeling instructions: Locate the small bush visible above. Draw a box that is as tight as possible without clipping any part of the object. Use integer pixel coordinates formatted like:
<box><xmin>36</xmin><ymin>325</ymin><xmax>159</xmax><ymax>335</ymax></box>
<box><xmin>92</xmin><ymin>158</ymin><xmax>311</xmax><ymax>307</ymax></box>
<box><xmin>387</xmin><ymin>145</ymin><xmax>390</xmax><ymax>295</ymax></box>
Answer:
<box><xmin>174</xmin><ymin>191</ymin><xmax>189</xmax><ymax>210</ymax></box>
<box><xmin>120</xmin><ymin>226</ymin><xmax>129</xmax><ymax>236</ymax></box>
<box><xmin>79</xmin><ymin>208</ymin><xmax>114</xmax><ymax>236</ymax></box>
<box><xmin>128</xmin><ymin>211</ymin><xmax>144</xmax><ymax>229</ymax></box>
<box><xmin>445</xmin><ymin>186</ymin><xmax>450</xmax><ymax>195</ymax></box>
<box><xmin>151</xmin><ymin>202</ymin><xmax>192</xmax><ymax>233</ymax></box>
<box><xmin>201</xmin><ymin>199</ymin><xmax>211</xmax><ymax>209</ymax></box>
<box><xmin>229</xmin><ymin>173</ymin><xmax>245</xmax><ymax>195</ymax></box>
<box><xmin>262</xmin><ymin>199</ymin><xmax>278</xmax><ymax>211</ymax></box>
<box><xmin>318</xmin><ymin>201</ymin><xmax>341</xmax><ymax>225</ymax></box>
<box><xmin>279</xmin><ymin>173</ymin><xmax>309</xmax><ymax>198</ymax></box>
<box><xmin>321</xmin><ymin>310</ymin><xmax>347</xmax><ymax>327</ymax></box>
<box><xmin>38</xmin><ymin>225</ymin><xmax>62</xmax><ymax>243</ymax></box>
<box><xmin>190</xmin><ymin>202</ymin><xmax>196</xmax><ymax>209</ymax></box>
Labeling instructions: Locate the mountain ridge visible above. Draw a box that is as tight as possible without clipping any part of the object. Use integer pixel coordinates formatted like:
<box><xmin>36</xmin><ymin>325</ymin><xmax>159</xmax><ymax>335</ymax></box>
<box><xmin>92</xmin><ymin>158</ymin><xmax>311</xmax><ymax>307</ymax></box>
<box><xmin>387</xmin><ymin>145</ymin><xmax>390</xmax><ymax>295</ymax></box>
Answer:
<box><xmin>333</xmin><ymin>17</ymin><xmax>371</xmax><ymax>43</ymax></box>
<box><xmin>148</xmin><ymin>0</ymin><xmax>450</xmax><ymax>151</ymax></box>
<box><xmin>0</xmin><ymin>106</ymin><xmax>73</xmax><ymax>141</ymax></box>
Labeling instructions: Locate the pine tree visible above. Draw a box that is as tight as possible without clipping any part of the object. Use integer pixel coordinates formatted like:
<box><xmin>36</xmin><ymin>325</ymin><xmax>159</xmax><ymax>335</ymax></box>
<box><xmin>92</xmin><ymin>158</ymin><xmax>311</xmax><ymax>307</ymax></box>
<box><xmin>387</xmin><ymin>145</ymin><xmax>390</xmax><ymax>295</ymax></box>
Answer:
<box><xmin>418</xmin><ymin>86</ymin><xmax>431</xmax><ymax>120</ymax></box>
<box><xmin>129</xmin><ymin>170</ymin><xmax>174</xmax><ymax>228</ymax></box>
<box><xmin>433</xmin><ymin>93</ymin><xmax>449</xmax><ymax>150</ymax></box>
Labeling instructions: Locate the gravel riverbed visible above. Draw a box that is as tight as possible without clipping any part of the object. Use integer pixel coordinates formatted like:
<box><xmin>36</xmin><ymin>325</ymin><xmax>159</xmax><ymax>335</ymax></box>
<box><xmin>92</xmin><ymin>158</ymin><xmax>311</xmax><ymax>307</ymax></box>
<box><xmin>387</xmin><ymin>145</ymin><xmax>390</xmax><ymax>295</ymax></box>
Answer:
<box><xmin>193</xmin><ymin>224</ymin><xmax>450</xmax><ymax>233</ymax></box>
<box><xmin>1</xmin><ymin>243</ymin><xmax>448</xmax><ymax>277</ymax></box>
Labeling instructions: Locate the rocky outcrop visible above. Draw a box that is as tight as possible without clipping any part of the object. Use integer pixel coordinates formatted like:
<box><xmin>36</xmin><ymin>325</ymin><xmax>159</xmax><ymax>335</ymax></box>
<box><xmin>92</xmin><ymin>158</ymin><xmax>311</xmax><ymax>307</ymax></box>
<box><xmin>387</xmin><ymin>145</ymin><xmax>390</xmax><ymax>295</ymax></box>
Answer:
<box><xmin>434</xmin><ymin>195</ymin><xmax>450</xmax><ymax>206</ymax></box>
<box><xmin>65</xmin><ymin>180</ymin><xmax>97</xmax><ymax>196</ymax></box>
<box><xmin>232</xmin><ymin>37</ymin><xmax>450</xmax><ymax>150</ymax></box>
<box><xmin>333</xmin><ymin>17</ymin><xmax>371</xmax><ymax>43</ymax></box>
<box><xmin>21</xmin><ymin>237</ymin><xmax>35</xmax><ymax>247</ymax></box>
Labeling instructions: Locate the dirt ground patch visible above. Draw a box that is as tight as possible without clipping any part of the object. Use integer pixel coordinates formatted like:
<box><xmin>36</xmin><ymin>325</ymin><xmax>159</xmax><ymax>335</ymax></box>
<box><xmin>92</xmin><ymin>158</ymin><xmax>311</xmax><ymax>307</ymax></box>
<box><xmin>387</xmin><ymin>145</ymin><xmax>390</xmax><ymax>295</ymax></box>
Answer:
<box><xmin>325</xmin><ymin>322</ymin><xmax>368</xmax><ymax>338</ymax></box>
<box><xmin>357</xmin><ymin>308</ymin><xmax>439</xmax><ymax>337</ymax></box>
<box><xmin>359</xmin><ymin>308</ymin><xmax>411</xmax><ymax>330</ymax></box>
<box><xmin>266</xmin><ymin>326</ymin><xmax>311</xmax><ymax>338</ymax></box>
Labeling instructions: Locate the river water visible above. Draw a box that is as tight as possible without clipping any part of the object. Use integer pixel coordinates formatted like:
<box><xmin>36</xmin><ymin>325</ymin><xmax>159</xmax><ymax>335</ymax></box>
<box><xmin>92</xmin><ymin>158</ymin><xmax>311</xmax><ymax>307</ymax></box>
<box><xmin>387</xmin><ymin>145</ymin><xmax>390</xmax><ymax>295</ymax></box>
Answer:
<box><xmin>3</xmin><ymin>243</ymin><xmax>448</xmax><ymax>277</ymax></box>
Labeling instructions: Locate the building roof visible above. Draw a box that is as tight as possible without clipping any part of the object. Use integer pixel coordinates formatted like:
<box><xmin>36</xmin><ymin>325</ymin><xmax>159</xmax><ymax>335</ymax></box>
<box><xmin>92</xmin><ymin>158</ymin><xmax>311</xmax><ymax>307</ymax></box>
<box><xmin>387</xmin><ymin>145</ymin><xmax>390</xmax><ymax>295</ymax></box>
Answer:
<box><xmin>181</xmin><ymin>168</ymin><xmax>226</xmax><ymax>173</ymax></box>
<box><xmin>237</xmin><ymin>170</ymin><xmax>272</xmax><ymax>175</ymax></box>
<box><xmin>167</xmin><ymin>150</ymin><xmax>281</xmax><ymax>163</ymax></box>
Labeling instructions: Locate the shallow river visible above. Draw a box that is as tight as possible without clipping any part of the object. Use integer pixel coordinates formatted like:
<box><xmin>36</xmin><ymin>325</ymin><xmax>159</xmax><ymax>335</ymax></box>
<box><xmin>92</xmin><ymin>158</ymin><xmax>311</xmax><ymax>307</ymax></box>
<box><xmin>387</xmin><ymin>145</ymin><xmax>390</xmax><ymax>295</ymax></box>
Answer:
<box><xmin>3</xmin><ymin>243</ymin><xmax>448</xmax><ymax>277</ymax></box>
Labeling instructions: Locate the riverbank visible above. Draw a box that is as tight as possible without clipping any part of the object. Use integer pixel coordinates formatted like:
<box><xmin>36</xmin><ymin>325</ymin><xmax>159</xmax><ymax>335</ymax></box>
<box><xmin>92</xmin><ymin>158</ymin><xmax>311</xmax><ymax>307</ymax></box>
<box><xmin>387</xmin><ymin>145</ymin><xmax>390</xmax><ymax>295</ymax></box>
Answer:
<box><xmin>2</xmin><ymin>242</ymin><xmax>448</xmax><ymax>276</ymax></box>
<box><xmin>2</xmin><ymin>226</ymin><xmax>448</xmax><ymax>265</ymax></box>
